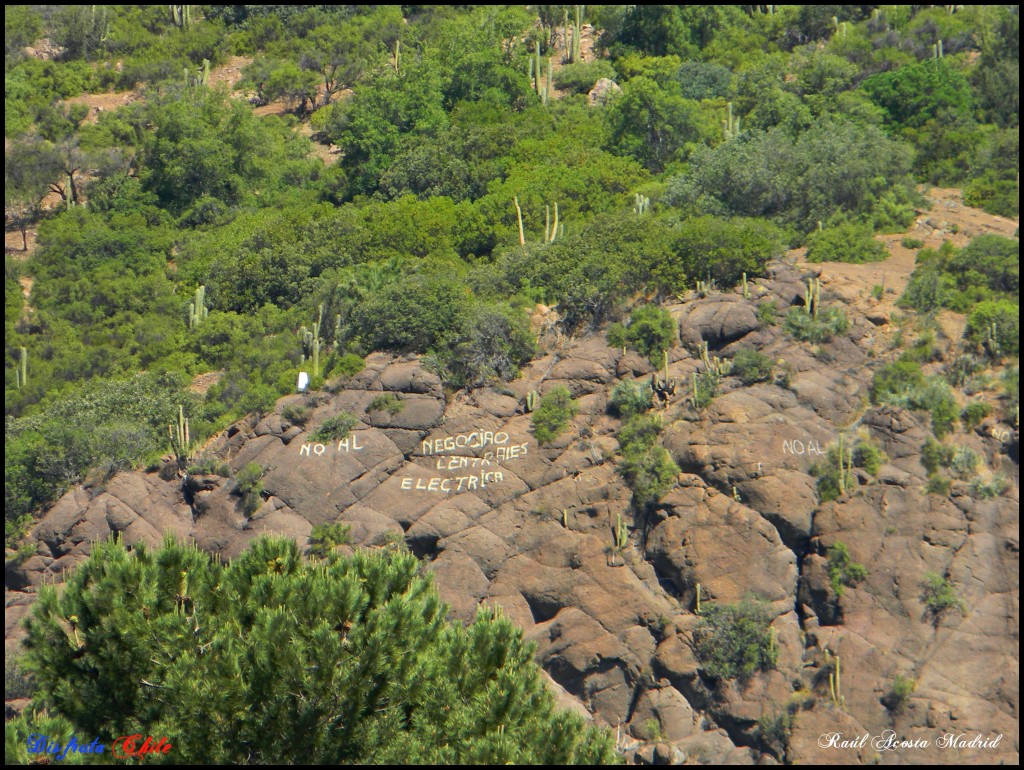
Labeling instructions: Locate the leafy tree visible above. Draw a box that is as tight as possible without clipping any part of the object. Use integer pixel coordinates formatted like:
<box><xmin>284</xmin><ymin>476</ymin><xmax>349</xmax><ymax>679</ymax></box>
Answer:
<box><xmin>669</xmin><ymin>120</ymin><xmax>914</xmax><ymax>235</ymax></box>
<box><xmin>23</xmin><ymin>535</ymin><xmax>621</xmax><ymax>764</ymax></box>
<box><xmin>442</xmin><ymin>303</ymin><xmax>537</xmax><ymax>388</ymax></box>
<box><xmin>606</xmin><ymin>76</ymin><xmax>705</xmax><ymax>172</ymax></box>
<box><xmin>4</xmin><ymin>139</ymin><xmax>60</xmax><ymax>251</ymax></box>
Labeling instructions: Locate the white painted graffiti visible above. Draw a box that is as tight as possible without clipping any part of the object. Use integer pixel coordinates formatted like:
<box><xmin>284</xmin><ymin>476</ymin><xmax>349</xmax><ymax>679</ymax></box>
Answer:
<box><xmin>782</xmin><ymin>438</ymin><xmax>826</xmax><ymax>456</ymax></box>
<box><xmin>298</xmin><ymin>434</ymin><xmax>365</xmax><ymax>456</ymax></box>
<box><xmin>400</xmin><ymin>472</ymin><xmax>505</xmax><ymax>493</ymax></box>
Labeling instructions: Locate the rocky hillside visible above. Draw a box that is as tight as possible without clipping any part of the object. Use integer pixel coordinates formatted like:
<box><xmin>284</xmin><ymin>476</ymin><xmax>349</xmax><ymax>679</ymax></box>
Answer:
<box><xmin>6</xmin><ymin>260</ymin><xmax>1018</xmax><ymax>765</ymax></box>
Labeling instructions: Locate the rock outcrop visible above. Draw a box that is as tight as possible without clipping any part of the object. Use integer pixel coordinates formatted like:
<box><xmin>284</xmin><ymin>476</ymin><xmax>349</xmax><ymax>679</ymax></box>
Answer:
<box><xmin>6</xmin><ymin>264</ymin><xmax>1018</xmax><ymax>765</ymax></box>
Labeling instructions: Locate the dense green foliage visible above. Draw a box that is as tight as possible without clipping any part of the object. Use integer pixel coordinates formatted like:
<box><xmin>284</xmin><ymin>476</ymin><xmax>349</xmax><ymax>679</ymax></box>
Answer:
<box><xmin>5</xmin><ymin>5</ymin><xmax>1020</xmax><ymax>541</ymax></box>
<box><xmin>826</xmin><ymin>542</ymin><xmax>868</xmax><ymax>598</ymax></box>
<box><xmin>616</xmin><ymin>414</ymin><xmax>680</xmax><ymax>508</ymax></box>
<box><xmin>531</xmin><ymin>387</ymin><xmax>578</xmax><ymax>445</ymax></box>
<box><xmin>22</xmin><ymin>535</ymin><xmax>620</xmax><ymax>764</ymax></box>
<box><xmin>731</xmin><ymin>349</ymin><xmax>775</xmax><ymax>385</ymax></box>
<box><xmin>693</xmin><ymin>597</ymin><xmax>778</xmax><ymax>682</ymax></box>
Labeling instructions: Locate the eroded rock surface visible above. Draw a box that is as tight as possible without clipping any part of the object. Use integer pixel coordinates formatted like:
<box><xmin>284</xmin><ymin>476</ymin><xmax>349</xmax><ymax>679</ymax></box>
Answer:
<box><xmin>6</xmin><ymin>267</ymin><xmax>1018</xmax><ymax>765</ymax></box>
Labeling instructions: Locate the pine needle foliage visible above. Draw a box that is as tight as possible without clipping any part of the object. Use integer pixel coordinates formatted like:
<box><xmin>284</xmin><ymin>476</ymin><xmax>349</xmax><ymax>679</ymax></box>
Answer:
<box><xmin>22</xmin><ymin>535</ymin><xmax>621</xmax><ymax>765</ymax></box>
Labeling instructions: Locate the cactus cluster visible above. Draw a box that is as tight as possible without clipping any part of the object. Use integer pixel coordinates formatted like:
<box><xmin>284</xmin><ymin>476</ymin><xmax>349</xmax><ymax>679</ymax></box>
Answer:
<box><xmin>188</xmin><ymin>285</ymin><xmax>209</xmax><ymax>328</ymax></box>
<box><xmin>698</xmin><ymin>340</ymin><xmax>732</xmax><ymax>377</ymax></box>
<box><xmin>530</xmin><ymin>42</ymin><xmax>552</xmax><ymax>105</ymax></box>
<box><xmin>300</xmin><ymin>306</ymin><xmax>324</xmax><ymax>378</ymax></box>
<box><xmin>633</xmin><ymin>193</ymin><xmax>650</xmax><ymax>215</ymax></box>
<box><xmin>695</xmin><ymin>277</ymin><xmax>718</xmax><ymax>297</ymax></box>
<box><xmin>562</xmin><ymin>6</ymin><xmax>584</xmax><ymax>64</ymax></box>
<box><xmin>184</xmin><ymin>58</ymin><xmax>210</xmax><ymax>88</ymax></box>
<box><xmin>170</xmin><ymin>4</ymin><xmax>192</xmax><ymax>28</ymax></box>
<box><xmin>826</xmin><ymin>649</ymin><xmax>844</xmax><ymax>707</ymax></box>
<box><xmin>169</xmin><ymin>404</ymin><xmax>191</xmax><ymax>460</ymax></box>
<box><xmin>525</xmin><ymin>390</ymin><xmax>539</xmax><ymax>412</ymax></box>
<box><xmin>723</xmin><ymin>102</ymin><xmax>741</xmax><ymax>140</ymax></box>
<box><xmin>804</xmin><ymin>277</ymin><xmax>821</xmax><ymax>317</ymax></box>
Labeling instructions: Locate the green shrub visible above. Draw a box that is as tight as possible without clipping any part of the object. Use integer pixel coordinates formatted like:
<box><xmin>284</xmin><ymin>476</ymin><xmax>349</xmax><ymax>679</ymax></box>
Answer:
<box><xmin>871</xmin><ymin>284</ymin><xmax>885</xmax><ymax>300</ymax></box>
<box><xmin>331</xmin><ymin>354</ymin><xmax>365</xmax><ymax>378</ymax></box>
<box><xmin>310</xmin><ymin>413</ymin><xmax>358</xmax><ymax>442</ymax></box>
<box><xmin>901</xmin><ymin>237</ymin><xmax>925</xmax><ymax>249</ymax></box>
<box><xmin>961</xmin><ymin>401</ymin><xmax>992</xmax><ymax>429</ymax></box>
<box><xmin>921</xmin><ymin>572</ymin><xmax>964</xmax><ymax>619</ymax></box>
<box><xmin>531</xmin><ymin>387</ymin><xmax>578</xmax><ymax>445</ymax></box>
<box><xmin>926</xmin><ymin>474</ymin><xmax>952</xmax><ymax>495</ymax></box>
<box><xmin>883</xmin><ymin>676</ymin><xmax>916</xmax><ymax>713</ymax></box>
<box><xmin>783</xmin><ymin>306</ymin><xmax>848</xmax><ymax>343</ymax></box>
<box><xmin>552</xmin><ymin>60</ymin><xmax>617</xmax><ymax>94</ymax></box>
<box><xmin>806</xmin><ymin>220</ymin><xmax>887</xmax><ymax>264</ymax></box>
<box><xmin>692</xmin><ymin>370</ymin><xmax>718</xmax><ymax>410</ymax></box>
<box><xmin>731</xmin><ymin>349</ymin><xmax>775</xmax><ymax>385</ymax></box>
<box><xmin>441</xmin><ymin>303</ymin><xmax>537</xmax><ymax>388</ymax></box>
<box><xmin>964</xmin><ymin>300</ymin><xmax>1019</xmax><ymax>357</ymax></box>
<box><xmin>970</xmin><ymin>475</ymin><xmax>1008</xmax><ymax>499</ymax></box>
<box><xmin>756</xmin><ymin>302</ymin><xmax>778</xmax><ymax>326</ymax></box>
<box><xmin>852</xmin><ymin>439</ymin><xmax>885</xmax><ymax>476</ymax></box>
<box><xmin>309</xmin><ymin>521</ymin><xmax>352</xmax><ymax>558</ymax></box>
<box><xmin>609</xmin><ymin>379</ymin><xmax>653</xmax><ymax>417</ymax></box>
<box><xmin>871</xmin><ymin>360</ymin><xmax>952</xmax><ymax>424</ymax></box>
<box><xmin>282</xmin><ymin>404</ymin><xmax>312</xmax><ymax>426</ymax></box>
<box><xmin>616</xmin><ymin>415</ymin><xmax>679</xmax><ymax>508</ymax></box>
<box><xmin>621</xmin><ymin>305</ymin><xmax>676</xmax><ymax>362</ymax></box>
<box><xmin>921</xmin><ymin>438</ymin><xmax>955</xmax><ymax>475</ymax></box>
<box><xmin>945</xmin><ymin>354</ymin><xmax>981</xmax><ymax>388</ymax></box>
<box><xmin>756</xmin><ymin>711</ymin><xmax>792</xmax><ymax>760</ymax></box>
<box><xmin>368</xmin><ymin>393</ymin><xmax>404</xmax><ymax>416</ymax></box>
<box><xmin>693</xmin><ymin>597</ymin><xmax>778</xmax><ymax>682</ymax></box>
<box><xmin>186</xmin><ymin>456</ymin><xmax>231</xmax><ymax>477</ymax></box>
<box><xmin>234</xmin><ymin>462</ymin><xmax>265</xmax><ymax>516</ymax></box>
<box><xmin>827</xmin><ymin>542</ymin><xmax>868</xmax><ymax>598</ymax></box>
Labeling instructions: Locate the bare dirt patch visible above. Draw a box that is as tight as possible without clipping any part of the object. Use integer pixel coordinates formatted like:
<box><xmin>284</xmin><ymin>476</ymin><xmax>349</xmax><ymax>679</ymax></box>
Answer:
<box><xmin>794</xmin><ymin>186</ymin><xmax>1020</xmax><ymax>346</ymax></box>
<box><xmin>189</xmin><ymin>371</ymin><xmax>224</xmax><ymax>396</ymax></box>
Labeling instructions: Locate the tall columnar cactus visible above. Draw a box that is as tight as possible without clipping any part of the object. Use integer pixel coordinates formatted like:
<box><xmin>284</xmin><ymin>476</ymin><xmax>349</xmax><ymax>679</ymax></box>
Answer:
<box><xmin>723</xmin><ymin>102</ymin><xmax>740</xmax><ymax>140</ymax></box>
<box><xmin>525</xmin><ymin>390</ymin><xmax>539</xmax><ymax>412</ymax></box>
<box><xmin>534</xmin><ymin>41</ymin><xmax>543</xmax><ymax>98</ymax></box>
<box><xmin>170</xmin><ymin>4</ymin><xmax>191</xmax><ymax>28</ymax></box>
<box><xmin>301</xmin><ymin>307</ymin><xmax>324</xmax><ymax>378</ymax></box>
<box><xmin>513</xmin><ymin>196</ymin><xmax>525</xmax><ymax>247</ymax></box>
<box><xmin>827</xmin><ymin>652</ymin><xmax>843</xmax><ymax>707</ymax></box>
<box><xmin>695</xmin><ymin>583</ymin><xmax>703</xmax><ymax>614</ymax></box>
<box><xmin>805</xmin><ymin>277</ymin><xmax>821</xmax><ymax>317</ymax></box>
<box><xmin>741</xmin><ymin>272</ymin><xmax>750</xmax><ymax>299</ymax></box>
<box><xmin>19</xmin><ymin>346</ymin><xmax>28</xmax><ymax>388</ymax></box>
<box><xmin>634</xmin><ymin>193</ymin><xmax>650</xmax><ymax>215</ymax></box>
<box><xmin>170</xmin><ymin>404</ymin><xmax>191</xmax><ymax>460</ymax></box>
<box><xmin>614</xmin><ymin>513</ymin><xmax>628</xmax><ymax>551</ymax></box>
<box><xmin>189</xmin><ymin>285</ymin><xmax>208</xmax><ymax>328</ymax></box>
<box><xmin>836</xmin><ymin>434</ymin><xmax>854</xmax><ymax>495</ymax></box>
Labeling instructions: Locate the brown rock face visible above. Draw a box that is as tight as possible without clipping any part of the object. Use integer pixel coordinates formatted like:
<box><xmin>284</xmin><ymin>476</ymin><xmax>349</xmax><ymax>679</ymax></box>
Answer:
<box><xmin>6</xmin><ymin>269</ymin><xmax>1019</xmax><ymax>766</ymax></box>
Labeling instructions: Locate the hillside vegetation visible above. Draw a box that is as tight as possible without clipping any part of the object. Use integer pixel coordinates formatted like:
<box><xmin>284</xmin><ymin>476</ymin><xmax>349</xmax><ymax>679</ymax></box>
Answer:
<box><xmin>4</xmin><ymin>6</ymin><xmax>1019</xmax><ymax>546</ymax></box>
